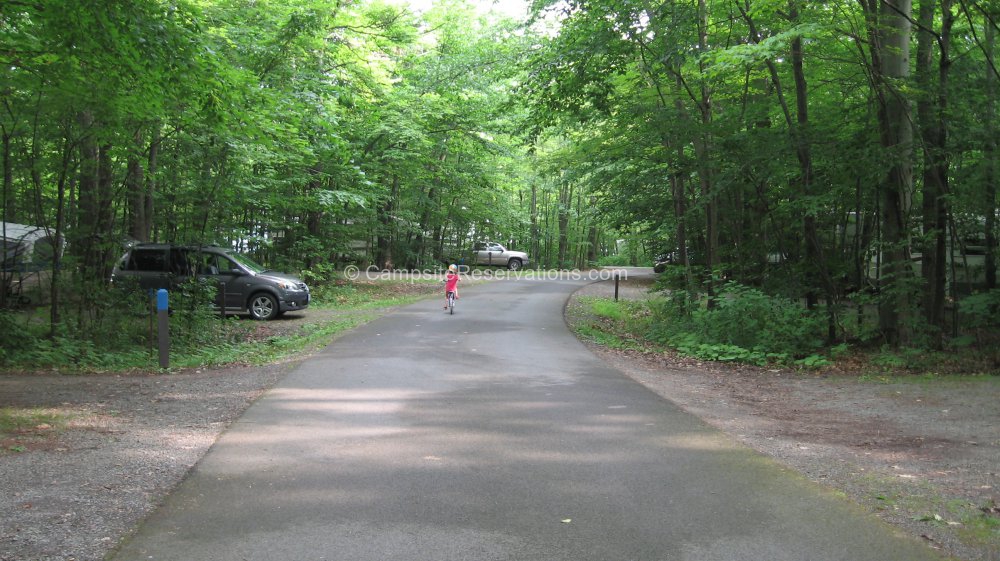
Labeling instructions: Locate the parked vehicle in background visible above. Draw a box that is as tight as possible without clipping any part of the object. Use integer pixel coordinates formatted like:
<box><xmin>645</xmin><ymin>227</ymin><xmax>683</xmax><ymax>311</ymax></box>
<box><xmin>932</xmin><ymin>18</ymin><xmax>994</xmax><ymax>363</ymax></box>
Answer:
<box><xmin>469</xmin><ymin>241</ymin><xmax>530</xmax><ymax>271</ymax></box>
<box><xmin>1</xmin><ymin>222</ymin><xmax>61</xmax><ymax>307</ymax></box>
<box><xmin>111</xmin><ymin>244</ymin><xmax>309</xmax><ymax>320</ymax></box>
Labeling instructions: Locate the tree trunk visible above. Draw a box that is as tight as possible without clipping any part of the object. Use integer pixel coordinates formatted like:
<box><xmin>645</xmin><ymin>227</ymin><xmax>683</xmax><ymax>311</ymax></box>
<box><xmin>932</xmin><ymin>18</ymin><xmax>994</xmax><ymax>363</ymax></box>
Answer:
<box><xmin>416</xmin><ymin>148</ymin><xmax>446</xmax><ymax>268</ymax></box>
<box><xmin>145</xmin><ymin>125</ymin><xmax>158</xmax><ymax>242</ymax></box>
<box><xmin>1</xmin><ymin>125</ymin><xmax>11</xmax><ymax>310</ymax></box>
<box><xmin>49</xmin><ymin>135</ymin><xmax>73</xmax><ymax>337</ymax></box>
<box><xmin>986</xmin><ymin>18</ymin><xmax>997</xmax><ymax>290</ymax></box>
<box><xmin>916</xmin><ymin>0</ymin><xmax>953</xmax><ymax>338</ymax></box>
<box><xmin>870</xmin><ymin>0</ymin><xmax>915</xmax><ymax>346</ymax></box>
<box><xmin>74</xmin><ymin>111</ymin><xmax>102</xmax><ymax>302</ymax></box>
<box><xmin>2</xmin><ymin>128</ymin><xmax>12</xmax><ymax>224</ymax></box>
<box><xmin>375</xmin><ymin>174</ymin><xmax>399</xmax><ymax>270</ymax></box>
<box><xmin>558</xmin><ymin>180</ymin><xmax>572</xmax><ymax>268</ymax></box>
<box><xmin>697</xmin><ymin>0</ymin><xmax>718</xmax><ymax>303</ymax></box>
<box><xmin>127</xmin><ymin>128</ymin><xmax>148</xmax><ymax>242</ymax></box>
<box><xmin>787</xmin><ymin>1</ymin><xmax>837</xmax><ymax>340</ymax></box>
<box><xmin>530</xmin><ymin>183</ymin><xmax>539</xmax><ymax>263</ymax></box>
<box><xmin>414</xmin><ymin>184</ymin><xmax>435</xmax><ymax>268</ymax></box>
<box><xmin>586</xmin><ymin>196</ymin><xmax>598</xmax><ymax>265</ymax></box>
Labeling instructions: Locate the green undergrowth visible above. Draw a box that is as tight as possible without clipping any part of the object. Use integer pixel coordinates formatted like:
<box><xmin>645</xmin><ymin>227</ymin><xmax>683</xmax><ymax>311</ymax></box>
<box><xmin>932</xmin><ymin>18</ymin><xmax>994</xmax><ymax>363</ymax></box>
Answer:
<box><xmin>572</xmin><ymin>291</ymin><xmax>835</xmax><ymax>368</ymax></box>
<box><xmin>571</xmin><ymin>297</ymin><xmax>652</xmax><ymax>352</ymax></box>
<box><xmin>572</xmin><ymin>277</ymin><xmax>997</xmax><ymax>375</ymax></box>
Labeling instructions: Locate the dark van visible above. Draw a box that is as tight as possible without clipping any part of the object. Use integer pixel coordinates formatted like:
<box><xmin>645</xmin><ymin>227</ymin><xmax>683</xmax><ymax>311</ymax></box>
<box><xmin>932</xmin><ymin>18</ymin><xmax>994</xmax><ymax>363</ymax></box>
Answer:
<box><xmin>111</xmin><ymin>244</ymin><xmax>309</xmax><ymax>320</ymax></box>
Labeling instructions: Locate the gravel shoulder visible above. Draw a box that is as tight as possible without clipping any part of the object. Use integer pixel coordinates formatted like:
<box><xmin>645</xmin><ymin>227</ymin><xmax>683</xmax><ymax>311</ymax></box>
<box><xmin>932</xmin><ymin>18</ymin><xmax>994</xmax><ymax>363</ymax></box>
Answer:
<box><xmin>1</xmin><ymin>276</ymin><xmax>998</xmax><ymax>561</ymax></box>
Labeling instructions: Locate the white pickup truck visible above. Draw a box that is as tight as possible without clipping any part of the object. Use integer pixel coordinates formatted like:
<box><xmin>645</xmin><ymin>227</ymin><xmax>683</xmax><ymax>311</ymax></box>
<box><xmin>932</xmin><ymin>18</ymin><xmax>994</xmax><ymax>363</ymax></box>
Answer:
<box><xmin>469</xmin><ymin>241</ymin><xmax>530</xmax><ymax>271</ymax></box>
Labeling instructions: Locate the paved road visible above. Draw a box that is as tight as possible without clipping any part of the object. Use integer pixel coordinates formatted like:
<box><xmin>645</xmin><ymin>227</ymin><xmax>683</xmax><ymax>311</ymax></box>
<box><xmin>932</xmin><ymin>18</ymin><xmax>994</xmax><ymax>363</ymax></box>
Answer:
<box><xmin>110</xmin><ymin>277</ymin><xmax>941</xmax><ymax>561</ymax></box>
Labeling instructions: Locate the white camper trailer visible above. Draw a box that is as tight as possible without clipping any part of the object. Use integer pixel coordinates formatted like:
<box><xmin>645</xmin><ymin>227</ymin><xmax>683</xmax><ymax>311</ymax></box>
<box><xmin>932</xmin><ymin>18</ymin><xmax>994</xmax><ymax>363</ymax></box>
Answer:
<box><xmin>1</xmin><ymin>222</ymin><xmax>59</xmax><ymax>306</ymax></box>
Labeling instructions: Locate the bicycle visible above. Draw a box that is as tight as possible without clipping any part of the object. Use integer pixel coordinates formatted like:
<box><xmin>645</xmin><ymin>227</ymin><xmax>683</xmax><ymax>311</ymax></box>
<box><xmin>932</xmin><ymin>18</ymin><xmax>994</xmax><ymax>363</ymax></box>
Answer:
<box><xmin>446</xmin><ymin>290</ymin><xmax>456</xmax><ymax>315</ymax></box>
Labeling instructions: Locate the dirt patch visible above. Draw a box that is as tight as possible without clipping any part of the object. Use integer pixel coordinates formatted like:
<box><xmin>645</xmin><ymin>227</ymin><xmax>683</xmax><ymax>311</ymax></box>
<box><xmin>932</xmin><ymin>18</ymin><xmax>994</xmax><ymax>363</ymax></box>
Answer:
<box><xmin>570</xmin><ymin>275</ymin><xmax>1000</xmax><ymax>561</ymax></box>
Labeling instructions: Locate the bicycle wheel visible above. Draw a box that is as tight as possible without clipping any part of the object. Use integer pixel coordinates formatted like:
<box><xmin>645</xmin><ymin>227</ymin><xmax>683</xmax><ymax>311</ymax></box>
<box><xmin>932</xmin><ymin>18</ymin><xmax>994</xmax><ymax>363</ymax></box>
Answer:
<box><xmin>448</xmin><ymin>292</ymin><xmax>455</xmax><ymax>314</ymax></box>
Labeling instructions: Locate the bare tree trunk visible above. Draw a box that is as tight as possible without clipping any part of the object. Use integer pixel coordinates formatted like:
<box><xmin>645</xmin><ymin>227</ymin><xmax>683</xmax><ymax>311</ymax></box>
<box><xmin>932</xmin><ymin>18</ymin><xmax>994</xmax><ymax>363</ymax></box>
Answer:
<box><xmin>127</xmin><ymin>128</ymin><xmax>148</xmax><ymax>242</ymax></box>
<box><xmin>49</xmin><ymin>133</ymin><xmax>73</xmax><ymax>336</ymax></box>
<box><xmin>558</xmin><ymin>180</ymin><xmax>572</xmax><ymax>267</ymax></box>
<box><xmin>2</xmin><ymin>128</ymin><xmax>12</xmax><ymax>224</ymax></box>
<box><xmin>867</xmin><ymin>0</ymin><xmax>915</xmax><ymax>345</ymax></box>
<box><xmin>917</xmin><ymin>0</ymin><xmax>953</xmax><ymax>339</ymax></box>
<box><xmin>145</xmin><ymin>125</ymin><xmax>158</xmax><ymax>242</ymax></box>
<box><xmin>1</xmin><ymin>124</ymin><xmax>12</xmax><ymax>310</ymax></box>
<box><xmin>416</xmin><ymin>148</ymin><xmax>446</xmax><ymax>268</ymax></box>
<box><xmin>696</xmin><ymin>0</ymin><xmax>718</xmax><ymax>303</ymax></box>
<box><xmin>786</xmin><ymin>1</ymin><xmax>838</xmax><ymax>341</ymax></box>
<box><xmin>75</xmin><ymin>111</ymin><xmax>100</xmax><ymax>298</ymax></box>
<box><xmin>375</xmin><ymin>174</ymin><xmax>399</xmax><ymax>270</ymax></box>
<box><xmin>530</xmin><ymin>183</ymin><xmax>539</xmax><ymax>262</ymax></box>
<box><xmin>986</xmin><ymin>17</ymin><xmax>997</xmax><ymax>290</ymax></box>
<box><xmin>586</xmin><ymin>196</ymin><xmax>598</xmax><ymax>265</ymax></box>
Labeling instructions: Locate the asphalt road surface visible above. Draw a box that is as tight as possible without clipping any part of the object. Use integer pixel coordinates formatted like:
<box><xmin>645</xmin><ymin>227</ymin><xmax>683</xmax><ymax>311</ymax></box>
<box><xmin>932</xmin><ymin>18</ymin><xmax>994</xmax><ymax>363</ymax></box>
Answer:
<box><xmin>110</xmin><ymin>276</ymin><xmax>942</xmax><ymax>561</ymax></box>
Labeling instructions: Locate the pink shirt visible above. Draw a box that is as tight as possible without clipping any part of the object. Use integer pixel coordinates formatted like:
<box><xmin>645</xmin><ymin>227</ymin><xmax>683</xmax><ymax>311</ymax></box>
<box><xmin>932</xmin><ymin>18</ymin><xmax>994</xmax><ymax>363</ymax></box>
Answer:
<box><xmin>445</xmin><ymin>272</ymin><xmax>459</xmax><ymax>292</ymax></box>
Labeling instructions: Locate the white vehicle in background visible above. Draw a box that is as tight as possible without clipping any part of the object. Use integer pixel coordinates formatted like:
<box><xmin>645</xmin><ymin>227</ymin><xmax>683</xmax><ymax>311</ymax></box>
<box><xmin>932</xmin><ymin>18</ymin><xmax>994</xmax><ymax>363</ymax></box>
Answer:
<box><xmin>2</xmin><ymin>222</ymin><xmax>60</xmax><ymax>306</ymax></box>
<box><xmin>469</xmin><ymin>241</ymin><xmax>530</xmax><ymax>271</ymax></box>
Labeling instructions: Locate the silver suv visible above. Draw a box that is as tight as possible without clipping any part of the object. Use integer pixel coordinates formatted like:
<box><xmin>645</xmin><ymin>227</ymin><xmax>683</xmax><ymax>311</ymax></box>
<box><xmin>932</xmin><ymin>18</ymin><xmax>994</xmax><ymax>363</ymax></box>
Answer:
<box><xmin>470</xmin><ymin>241</ymin><xmax>530</xmax><ymax>270</ymax></box>
<box><xmin>111</xmin><ymin>244</ymin><xmax>309</xmax><ymax>320</ymax></box>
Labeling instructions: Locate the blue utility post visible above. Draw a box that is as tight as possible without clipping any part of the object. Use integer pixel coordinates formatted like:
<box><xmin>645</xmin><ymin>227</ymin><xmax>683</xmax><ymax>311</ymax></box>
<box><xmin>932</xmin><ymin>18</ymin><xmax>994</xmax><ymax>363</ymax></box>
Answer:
<box><xmin>157</xmin><ymin>289</ymin><xmax>169</xmax><ymax>369</ymax></box>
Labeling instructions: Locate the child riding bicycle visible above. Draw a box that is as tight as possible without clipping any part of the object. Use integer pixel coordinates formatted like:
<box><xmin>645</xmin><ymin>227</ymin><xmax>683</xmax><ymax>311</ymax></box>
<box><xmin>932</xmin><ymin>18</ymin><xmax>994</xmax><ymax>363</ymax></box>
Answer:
<box><xmin>444</xmin><ymin>264</ymin><xmax>460</xmax><ymax>309</ymax></box>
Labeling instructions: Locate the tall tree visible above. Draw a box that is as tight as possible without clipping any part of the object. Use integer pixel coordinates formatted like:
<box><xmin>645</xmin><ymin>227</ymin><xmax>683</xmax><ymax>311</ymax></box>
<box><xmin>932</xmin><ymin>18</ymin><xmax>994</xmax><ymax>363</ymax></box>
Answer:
<box><xmin>985</xmin><ymin>9</ymin><xmax>997</xmax><ymax>290</ymax></box>
<box><xmin>916</xmin><ymin>0</ymin><xmax>954</xmax><ymax>337</ymax></box>
<box><xmin>865</xmin><ymin>0</ymin><xmax>916</xmax><ymax>345</ymax></box>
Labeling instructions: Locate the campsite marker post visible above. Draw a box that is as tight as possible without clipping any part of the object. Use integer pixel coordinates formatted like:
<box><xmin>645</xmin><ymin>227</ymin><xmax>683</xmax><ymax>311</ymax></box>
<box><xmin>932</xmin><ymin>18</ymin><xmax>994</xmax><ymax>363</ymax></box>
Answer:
<box><xmin>157</xmin><ymin>289</ymin><xmax>169</xmax><ymax>369</ymax></box>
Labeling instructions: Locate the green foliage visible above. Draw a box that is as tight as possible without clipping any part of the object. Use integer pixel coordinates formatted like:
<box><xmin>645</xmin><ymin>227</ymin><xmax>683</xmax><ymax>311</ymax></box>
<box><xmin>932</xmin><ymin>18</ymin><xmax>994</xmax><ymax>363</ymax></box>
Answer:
<box><xmin>668</xmin><ymin>333</ymin><xmax>776</xmax><ymax>366</ymax></box>
<box><xmin>3</xmin><ymin>0</ymin><xmax>996</xmax><ymax>361</ymax></box>
<box><xmin>653</xmin><ymin>266</ymin><xmax>692</xmax><ymax>293</ymax></box>
<box><xmin>959</xmin><ymin>290</ymin><xmax>1000</xmax><ymax>330</ymax></box>
<box><xmin>869</xmin><ymin>347</ymin><xmax>945</xmax><ymax>373</ymax></box>
<box><xmin>0</xmin><ymin>312</ymin><xmax>33</xmax><ymax>364</ymax></box>
<box><xmin>648</xmin><ymin>282</ymin><xmax>828</xmax><ymax>365</ymax></box>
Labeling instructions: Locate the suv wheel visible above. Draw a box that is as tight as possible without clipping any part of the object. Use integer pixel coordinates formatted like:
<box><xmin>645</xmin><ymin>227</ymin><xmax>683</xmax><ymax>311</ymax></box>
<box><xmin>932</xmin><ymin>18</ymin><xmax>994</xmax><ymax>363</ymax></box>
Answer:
<box><xmin>507</xmin><ymin>258</ymin><xmax>522</xmax><ymax>271</ymax></box>
<box><xmin>249</xmin><ymin>293</ymin><xmax>278</xmax><ymax>320</ymax></box>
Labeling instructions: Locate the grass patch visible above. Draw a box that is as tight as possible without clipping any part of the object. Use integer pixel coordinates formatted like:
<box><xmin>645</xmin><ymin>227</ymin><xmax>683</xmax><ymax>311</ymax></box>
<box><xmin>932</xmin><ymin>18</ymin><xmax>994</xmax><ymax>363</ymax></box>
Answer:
<box><xmin>312</xmin><ymin>280</ymin><xmax>439</xmax><ymax>309</ymax></box>
<box><xmin>575</xmin><ymin>324</ymin><xmax>637</xmax><ymax>349</ymax></box>
<box><xmin>571</xmin><ymin>297</ymin><xmax>653</xmax><ymax>351</ymax></box>
<box><xmin>864</xmin><ymin>475</ymin><xmax>1000</xmax><ymax>552</ymax></box>
<box><xmin>0</xmin><ymin>407</ymin><xmax>70</xmax><ymax>453</ymax></box>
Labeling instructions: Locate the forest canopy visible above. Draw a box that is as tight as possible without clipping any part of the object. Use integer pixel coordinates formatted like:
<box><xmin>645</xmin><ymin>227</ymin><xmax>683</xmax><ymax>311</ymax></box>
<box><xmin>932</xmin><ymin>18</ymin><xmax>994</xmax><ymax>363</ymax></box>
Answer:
<box><xmin>1</xmin><ymin>0</ymin><xmax>998</xmax><ymax>349</ymax></box>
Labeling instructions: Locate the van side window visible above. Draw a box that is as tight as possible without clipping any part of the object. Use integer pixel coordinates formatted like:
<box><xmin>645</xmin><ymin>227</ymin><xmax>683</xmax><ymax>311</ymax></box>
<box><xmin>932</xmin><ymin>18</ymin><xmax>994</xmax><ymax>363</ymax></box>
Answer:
<box><xmin>128</xmin><ymin>249</ymin><xmax>168</xmax><ymax>272</ymax></box>
<box><xmin>169</xmin><ymin>248</ymin><xmax>194</xmax><ymax>275</ymax></box>
<box><xmin>190</xmin><ymin>252</ymin><xmax>219</xmax><ymax>275</ymax></box>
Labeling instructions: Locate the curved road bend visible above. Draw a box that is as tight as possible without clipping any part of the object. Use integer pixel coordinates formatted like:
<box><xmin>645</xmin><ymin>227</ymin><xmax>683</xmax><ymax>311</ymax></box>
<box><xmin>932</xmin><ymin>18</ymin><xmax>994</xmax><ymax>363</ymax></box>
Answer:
<box><xmin>110</xmin><ymin>276</ymin><xmax>942</xmax><ymax>561</ymax></box>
